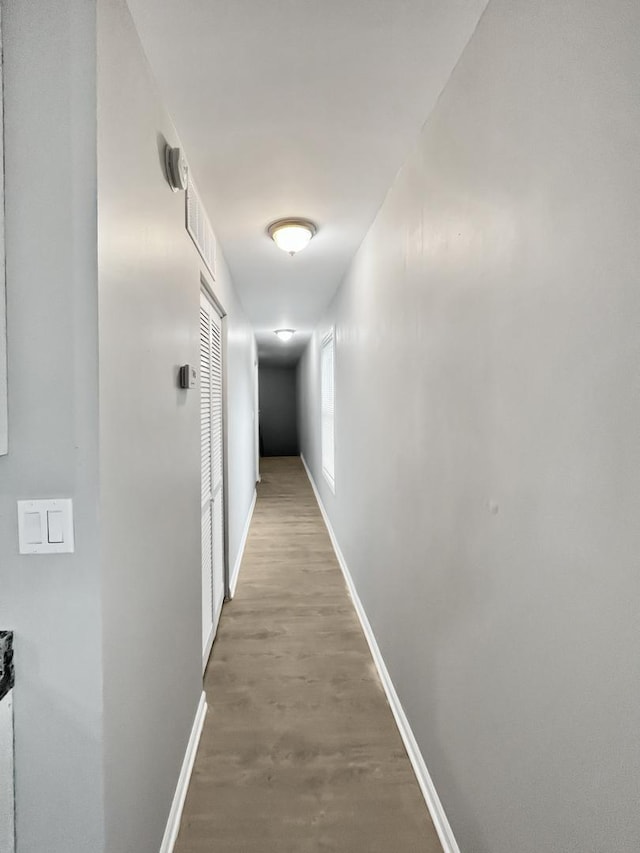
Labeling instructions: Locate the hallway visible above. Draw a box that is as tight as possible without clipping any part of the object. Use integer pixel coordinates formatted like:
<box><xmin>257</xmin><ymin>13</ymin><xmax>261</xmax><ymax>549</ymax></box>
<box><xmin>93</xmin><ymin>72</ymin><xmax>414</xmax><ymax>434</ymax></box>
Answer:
<box><xmin>175</xmin><ymin>457</ymin><xmax>440</xmax><ymax>852</ymax></box>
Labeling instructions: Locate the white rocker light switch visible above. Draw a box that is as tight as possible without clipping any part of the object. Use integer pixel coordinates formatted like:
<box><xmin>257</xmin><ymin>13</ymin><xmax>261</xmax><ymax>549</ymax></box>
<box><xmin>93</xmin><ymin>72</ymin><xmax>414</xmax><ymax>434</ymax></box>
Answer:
<box><xmin>23</xmin><ymin>512</ymin><xmax>43</xmax><ymax>545</ymax></box>
<box><xmin>47</xmin><ymin>511</ymin><xmax>65</xmax><ymax>544</ymax></box>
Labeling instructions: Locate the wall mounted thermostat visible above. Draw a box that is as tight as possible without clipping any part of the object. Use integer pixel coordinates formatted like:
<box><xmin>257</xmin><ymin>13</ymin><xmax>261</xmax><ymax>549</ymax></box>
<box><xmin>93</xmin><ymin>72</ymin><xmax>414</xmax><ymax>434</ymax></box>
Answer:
<box><xmin>165</xmin><ymin>145</ymin><xmax>189</xmax><ymax>192</ymax></box>
<box><xmin>179</xmin><ymin>365</ymin><xmax>197</xmax><ymax>389</ymax></box>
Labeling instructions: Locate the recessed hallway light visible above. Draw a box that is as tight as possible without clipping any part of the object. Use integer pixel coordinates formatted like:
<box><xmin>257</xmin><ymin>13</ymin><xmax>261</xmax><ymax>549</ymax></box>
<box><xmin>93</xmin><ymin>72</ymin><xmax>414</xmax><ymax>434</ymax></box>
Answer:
<box><xmin>267</xmin><ymin>219</ymin><xmax>316</xmax><ymax>255</ymax></box>
<box><xmin>274</xmin><ymin>329</ymin><xmax>295</xmax><ymax>342</ymax></box>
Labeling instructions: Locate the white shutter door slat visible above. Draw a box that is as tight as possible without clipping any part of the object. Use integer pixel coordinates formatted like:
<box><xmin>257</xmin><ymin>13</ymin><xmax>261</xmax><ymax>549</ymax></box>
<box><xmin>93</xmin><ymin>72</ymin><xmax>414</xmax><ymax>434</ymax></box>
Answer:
<box><xmin>200</xmin><ymin>292</ymin><xmax>225</xmax><ymax>659</ymax></box>
<box><xmin>211</xmin><ymin>312</ymin><xmax>224</xmax><ymax>495</ymax></box>
<box><xmin>200</xmin><ymin>297</ymin><xmax>214</xmax><ymax>654</ymax></box>
<box><xmin>201</xmin><ymin>502</ymin><xmax>213</xmax><ymax>651</ymax></box>
<box><xmin>200</xmin><ymin>306</ymin><xmax>212</xmax><ymax>507</ymax></box>
<box><xmin>213</xmin><ymin>494</ymin><xmax>224</xmax><ymax>616</ymax></box>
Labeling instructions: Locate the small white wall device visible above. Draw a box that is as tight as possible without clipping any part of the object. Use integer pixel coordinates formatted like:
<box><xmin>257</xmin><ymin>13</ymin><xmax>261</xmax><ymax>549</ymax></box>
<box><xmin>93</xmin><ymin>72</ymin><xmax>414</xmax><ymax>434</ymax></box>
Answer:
<box><xmin>165</xmin><ymin>145</ymin><xmax>189</xmax><ymax>192</ymax></box>
<box><xmin>179</xmin><ymin>364</ymin><xmax>197</xmax><ymax>389</ymax></box>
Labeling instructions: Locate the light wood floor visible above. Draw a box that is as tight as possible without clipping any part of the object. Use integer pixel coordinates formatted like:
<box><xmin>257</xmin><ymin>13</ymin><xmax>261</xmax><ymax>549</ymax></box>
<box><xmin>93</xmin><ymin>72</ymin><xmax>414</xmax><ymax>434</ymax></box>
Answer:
<box><xmin>175</xmin><ymin>456</ymin><xmax>441</xmax><ymax>853</ymax></box>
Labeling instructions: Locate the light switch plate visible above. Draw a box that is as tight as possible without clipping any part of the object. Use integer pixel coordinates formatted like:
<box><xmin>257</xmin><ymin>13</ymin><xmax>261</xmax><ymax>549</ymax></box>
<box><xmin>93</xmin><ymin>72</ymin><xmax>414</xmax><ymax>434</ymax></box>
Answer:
<box><xmin>17</xmin><ymin>499</ymin><xmax>75</xmax><ymax>555</ymax></box>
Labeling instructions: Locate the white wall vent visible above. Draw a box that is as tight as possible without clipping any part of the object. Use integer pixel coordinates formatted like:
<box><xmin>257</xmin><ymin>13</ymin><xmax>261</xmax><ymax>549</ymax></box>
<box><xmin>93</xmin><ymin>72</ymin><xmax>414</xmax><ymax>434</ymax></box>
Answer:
<box><xmin>186</xmin><ymin>178</ymin><xmax>217</xmax><ymax>280</ymax></box>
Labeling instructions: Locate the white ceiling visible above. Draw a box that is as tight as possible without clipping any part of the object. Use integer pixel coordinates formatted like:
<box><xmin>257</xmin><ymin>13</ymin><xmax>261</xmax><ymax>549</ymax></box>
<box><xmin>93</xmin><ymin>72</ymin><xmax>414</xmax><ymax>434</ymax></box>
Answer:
<box><xmin>127</xmin><ymin>0</ymin><xmax>488</xmax><ymax>366</ymax></box>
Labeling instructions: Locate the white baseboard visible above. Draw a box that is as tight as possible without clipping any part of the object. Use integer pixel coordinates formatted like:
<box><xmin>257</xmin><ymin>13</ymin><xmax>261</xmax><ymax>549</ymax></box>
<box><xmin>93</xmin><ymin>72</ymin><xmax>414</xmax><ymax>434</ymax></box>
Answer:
<box><xmin>229</xmin><ymin>488</ymin><xmax>257</xmax><ymax>599</ymax></box>
<box><xmin>159</xmin><ymin>691</ymin><xmax>207</xmax><ymax>853</ymax></box>
<box><xmin>300</xmin><ymin>454</ymin><xmax>461</xmax><ymax>853</ymax></box>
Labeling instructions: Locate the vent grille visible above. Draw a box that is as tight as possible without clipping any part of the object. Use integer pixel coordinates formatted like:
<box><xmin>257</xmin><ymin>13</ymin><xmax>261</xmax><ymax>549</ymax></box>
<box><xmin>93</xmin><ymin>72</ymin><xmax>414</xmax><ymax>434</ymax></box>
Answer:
<box><xmin>187</xmin><ymin>178</ymin><xmax>217</xmax><ymax>279</ymax></box>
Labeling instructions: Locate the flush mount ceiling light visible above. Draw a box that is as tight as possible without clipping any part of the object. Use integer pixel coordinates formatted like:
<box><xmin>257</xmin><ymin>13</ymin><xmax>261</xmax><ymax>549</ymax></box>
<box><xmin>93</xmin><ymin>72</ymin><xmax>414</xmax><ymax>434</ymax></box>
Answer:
<box><xmin>274</xmin><ymin>329</ymin><xmax>295</xmax><ymax>342</ymax></box>
<box><xmin>268</xmin><ymin>219</ymin><xmax>317</xmax><ymax>255</ymax></box>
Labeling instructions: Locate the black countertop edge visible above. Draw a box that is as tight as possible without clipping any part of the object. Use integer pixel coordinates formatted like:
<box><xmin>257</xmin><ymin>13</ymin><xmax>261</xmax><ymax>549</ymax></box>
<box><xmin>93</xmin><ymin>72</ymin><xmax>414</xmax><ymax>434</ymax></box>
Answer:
<box><xmin>0</xmin><ymin>631</ymin><xmax>14</xmax><ymax>702</ymax></box>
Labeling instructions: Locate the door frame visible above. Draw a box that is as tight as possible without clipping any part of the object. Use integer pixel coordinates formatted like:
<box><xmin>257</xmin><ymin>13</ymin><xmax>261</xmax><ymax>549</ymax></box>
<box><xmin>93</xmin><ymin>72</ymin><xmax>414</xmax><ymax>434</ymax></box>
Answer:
<box><xmin>200</xmin><ymin>273</ymin><xmax>230</xmax><ymax>664</ymax></box>
<box><xmin>254</xmin><ymin>343</ymin><xmax>260</xmax><ymax>483</ymax></box>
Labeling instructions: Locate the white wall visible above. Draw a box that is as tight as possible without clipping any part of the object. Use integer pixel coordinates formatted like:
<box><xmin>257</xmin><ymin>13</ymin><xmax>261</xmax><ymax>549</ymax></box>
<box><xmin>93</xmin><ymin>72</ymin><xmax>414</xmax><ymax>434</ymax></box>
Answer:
<box><xmin>226</xmin><ymin>307</ymin><xmax>260</xmax><ymax>571</ymax></box>
<box><xmin>97</xmin><ymin>1</ymin><xmax>257</xmax><ymax>850</ymax></box>
<box><xmin>0</xmin><ymin>2</ymin><xmax>105</xmax><ymax>851</ymax></box>
<box><xmin>0</xmin><ymin>7</ymin><xmax>6</xmax><ymax>459</ymax></box>
<box><xmin>298</xmin><ymin>1</ymin><xmax>640</xmax><ymax>851</ymax></box>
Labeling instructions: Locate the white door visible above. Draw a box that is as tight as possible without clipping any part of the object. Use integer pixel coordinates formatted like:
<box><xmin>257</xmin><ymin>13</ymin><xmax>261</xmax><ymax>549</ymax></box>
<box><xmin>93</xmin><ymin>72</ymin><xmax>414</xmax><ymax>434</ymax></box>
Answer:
<box><xmin>200</xmin><ymin>291</ymin><xmax>225</xmax><ymax>667</ymax></box>
<box><xmin>254</xmin><ymin>354</ymin><xmax>260</xmax><ymax>483</ymax></box>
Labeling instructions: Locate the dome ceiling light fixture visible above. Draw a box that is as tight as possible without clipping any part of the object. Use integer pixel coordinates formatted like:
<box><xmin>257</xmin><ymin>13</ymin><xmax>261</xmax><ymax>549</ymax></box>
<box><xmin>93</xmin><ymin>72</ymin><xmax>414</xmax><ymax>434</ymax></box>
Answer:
<box><xmin>274</xmin><ymin>329</ymin><xmax>295</xmax><ymax>343</ymax></box>
<box><xmin>267</xmin><ymin>218</ymin><xmax>317</xmax><ymax>255</ymax></box>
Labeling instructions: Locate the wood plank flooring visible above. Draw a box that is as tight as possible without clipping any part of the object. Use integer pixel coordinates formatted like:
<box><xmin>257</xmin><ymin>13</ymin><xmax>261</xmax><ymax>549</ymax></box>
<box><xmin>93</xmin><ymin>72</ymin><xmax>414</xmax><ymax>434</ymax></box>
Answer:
<box><xmin>175</xmin><ymin>456</ymin><xmax>441</xmax><ymax>853</ymax></box>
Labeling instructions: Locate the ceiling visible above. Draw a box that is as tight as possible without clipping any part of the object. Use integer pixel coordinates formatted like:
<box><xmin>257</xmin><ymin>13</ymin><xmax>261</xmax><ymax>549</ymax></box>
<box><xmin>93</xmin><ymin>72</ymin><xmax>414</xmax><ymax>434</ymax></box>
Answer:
<box><xmin>127</xmin><ymin>0</ymin><xmax>488</xmax><ymax>366</ymax></box>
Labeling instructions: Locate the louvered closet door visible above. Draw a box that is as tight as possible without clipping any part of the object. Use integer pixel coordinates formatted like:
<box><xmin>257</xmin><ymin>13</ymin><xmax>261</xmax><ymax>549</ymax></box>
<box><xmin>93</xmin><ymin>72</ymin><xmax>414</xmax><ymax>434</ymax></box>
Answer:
<box><xmin>200</xmin><ymin>291</ymin><xmax>225</xmax><ymax>664</ymax></box>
